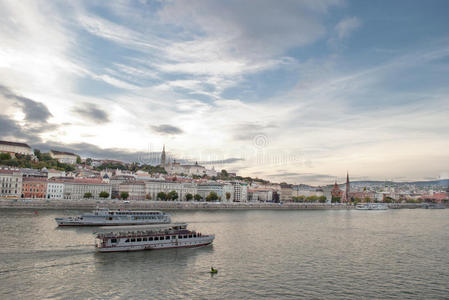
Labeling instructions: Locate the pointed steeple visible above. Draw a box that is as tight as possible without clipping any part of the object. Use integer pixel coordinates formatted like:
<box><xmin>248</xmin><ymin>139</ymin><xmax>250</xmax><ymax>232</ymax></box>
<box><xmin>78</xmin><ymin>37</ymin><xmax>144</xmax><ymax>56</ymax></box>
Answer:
<box><xmin>161</xmin><ymin>145</ymin><xmax>166</xmax><ymax>167</ymax></box>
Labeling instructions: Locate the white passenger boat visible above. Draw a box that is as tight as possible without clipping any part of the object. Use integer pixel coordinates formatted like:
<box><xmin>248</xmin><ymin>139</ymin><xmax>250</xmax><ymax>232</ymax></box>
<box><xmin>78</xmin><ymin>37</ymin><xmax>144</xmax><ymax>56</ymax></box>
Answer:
<box><xmin>55</xmin><ymin>208</ymin><xmax>171</xmax><ymax>226</ymax></box>
<box><xmin>94</xmin><ymin>223</ymin><xmax>215</xmax><ymax>252</ymax></box>
<box><xmin>355</xmin><ymin>203</ymin><xmax>388</xmax><ymax>210</ymax></box>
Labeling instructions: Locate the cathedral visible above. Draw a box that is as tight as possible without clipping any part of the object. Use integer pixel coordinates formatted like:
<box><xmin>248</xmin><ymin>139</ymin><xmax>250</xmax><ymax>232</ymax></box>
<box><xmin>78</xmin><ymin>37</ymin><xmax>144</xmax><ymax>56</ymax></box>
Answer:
<box><xmin>160</xmin><ymin>146</ymin><xmax>208</xmax><ymax>176</ymax></box>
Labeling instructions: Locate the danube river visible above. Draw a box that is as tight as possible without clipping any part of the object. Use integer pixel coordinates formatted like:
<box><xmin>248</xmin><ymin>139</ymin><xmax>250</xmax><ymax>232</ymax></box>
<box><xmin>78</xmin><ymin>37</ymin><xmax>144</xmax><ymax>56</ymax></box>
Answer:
<box><xmin>1</xmin><ymin>209</ymin><xmax>448</xmax><ymax>299</ymax></box>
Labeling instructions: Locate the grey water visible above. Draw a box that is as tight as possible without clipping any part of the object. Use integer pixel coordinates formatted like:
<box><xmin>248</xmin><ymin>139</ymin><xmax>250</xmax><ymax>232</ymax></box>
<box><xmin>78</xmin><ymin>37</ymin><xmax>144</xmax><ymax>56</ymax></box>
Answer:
<box><xmin>0</xmin><ymin>209</ymin><xmax>448</xmax><ymax>299</ymax></box>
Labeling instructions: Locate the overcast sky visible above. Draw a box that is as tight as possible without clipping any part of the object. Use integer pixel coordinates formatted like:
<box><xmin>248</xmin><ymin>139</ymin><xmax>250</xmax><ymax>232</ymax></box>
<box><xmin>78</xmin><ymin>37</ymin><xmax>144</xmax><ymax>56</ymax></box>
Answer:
<box><xmin>1</xmin><ymin>0</ymin><xmax>448</xmax><ymax>184</ymax></box>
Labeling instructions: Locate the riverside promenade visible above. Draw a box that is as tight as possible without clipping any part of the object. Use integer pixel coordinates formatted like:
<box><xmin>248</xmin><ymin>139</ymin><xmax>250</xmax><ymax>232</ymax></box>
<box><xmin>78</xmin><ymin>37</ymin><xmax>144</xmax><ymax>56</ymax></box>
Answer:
<box><xmin>0</xmin><ymin>199</ymin><xmax>425</xmax><ymax>210</ymax></box>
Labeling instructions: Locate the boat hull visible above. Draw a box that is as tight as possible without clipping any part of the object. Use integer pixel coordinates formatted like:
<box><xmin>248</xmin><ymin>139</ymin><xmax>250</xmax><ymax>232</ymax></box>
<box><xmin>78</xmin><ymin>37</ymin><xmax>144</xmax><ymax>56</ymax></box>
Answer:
<box><xmin>96</xmin><ymin>238</ymin><xmax>214</xmax><ymax>253</ymax></box>
<box><xmin>56</xmin><ymin>219</ymin><xmax>171</xmax><ymax>226</ymax></box>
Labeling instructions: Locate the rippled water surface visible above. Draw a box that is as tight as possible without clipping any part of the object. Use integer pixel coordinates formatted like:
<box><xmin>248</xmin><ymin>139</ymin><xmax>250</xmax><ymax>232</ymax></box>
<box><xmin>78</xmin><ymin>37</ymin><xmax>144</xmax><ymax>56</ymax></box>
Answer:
<box><xmin>1</xmin><ymin>208</ymin><xmax>448</xmax><ymax>299</ymax></box>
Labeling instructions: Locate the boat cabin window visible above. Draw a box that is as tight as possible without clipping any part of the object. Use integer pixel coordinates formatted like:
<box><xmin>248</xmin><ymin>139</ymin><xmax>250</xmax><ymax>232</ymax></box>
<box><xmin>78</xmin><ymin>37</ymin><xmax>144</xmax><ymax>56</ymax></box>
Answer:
<box><xmin>131</xmin><ymin>238</ymin><xmax>136</xmax><ymax>242</ymax></box>
<box><xmin>165</xmin><ymin>236</ymin><xmax>170</xmax><ymax>240</ymax></box>
<box><xmin>137</xmin><ymin>238</ymin><xmax>142</xmax><ymax>242</ymax></box>
<box><xmin>178</xmin><ymin>235</ymin><xmax>182</xmax><ymax>239</ymax></box>
<box><xmin>149</xmin><ymin>237</ymin><xmax>153</xmax><ymax>241</ymax></box>
<box><xmin>188</xmin><ymin>235</ymin><xmax>192</xmax><ymax>238</ymax></box>
<box><xmin>171</xmin><ymin>236</ymin><xmax>176</xmax><ymax>239</ymax></box>
<box><xmin>143</xmin><ymin>238</ymin><xmax>147</xmax><ymax>241</ymax></box>
<box><xmin>193</xmin><ymin>234</ymin><xmax>197</xmax><ymax>238</ymax></box>
<box><xmin>125</xmin><ymin>239</ymin><xmax>130</xmax><ymax>243</ymax></box>
<box><xmin>154</xmin><ymin>237</ymin><xmax>159</xmax><ymax>241</ymax></box>
<box><xmin>111</xmin><ymin>238</ymin><xmax>117</xmax><ymax>243</ymax></box>
<box><xmin>183</xmin><ymin>235</ymin><xmax>188</xmax><ymax>239</ymax></box>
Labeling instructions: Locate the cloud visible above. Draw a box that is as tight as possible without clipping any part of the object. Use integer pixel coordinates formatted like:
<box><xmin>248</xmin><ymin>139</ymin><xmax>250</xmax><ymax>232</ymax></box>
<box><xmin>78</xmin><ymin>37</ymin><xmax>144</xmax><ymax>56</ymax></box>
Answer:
<box><xmin>151</xmin><ymin>124</ymin><xmax>184</xmax><ymax>135</ymax></box>
<box><xmin>335</xmin><ymin>16</ymin><xmax>361</xmax><ymax>39</ymax></box>
<box><xmin>0</xmin><ymin>84</ymin><xmax>52</xmax><ymax>123</ymax></box>
<box><xmin>72</xmin><ymin>103</ymin><xmax>110</xmax><ymax>124</ymax></box>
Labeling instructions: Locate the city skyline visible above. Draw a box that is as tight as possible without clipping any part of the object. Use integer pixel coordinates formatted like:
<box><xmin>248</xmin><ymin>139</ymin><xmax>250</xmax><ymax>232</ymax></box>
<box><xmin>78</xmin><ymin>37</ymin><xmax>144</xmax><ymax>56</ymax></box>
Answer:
<box><xmin>1</xmin><ymin>1</ymin><xmax>449</xmax><ymax>185</ymax></box>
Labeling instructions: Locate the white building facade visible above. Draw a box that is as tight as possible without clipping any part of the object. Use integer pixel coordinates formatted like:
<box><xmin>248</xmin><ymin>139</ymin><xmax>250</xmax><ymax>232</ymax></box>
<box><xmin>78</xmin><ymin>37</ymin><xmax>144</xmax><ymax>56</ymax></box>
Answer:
<box><xmin>0</xmin><ymin>169</ymin><xmax>22</xmax><ymax>198</ymax></box>
<box><xmin>46</xmin><ymin>181</ymin><xmax>64</xmax><ymax>200</ymax></box>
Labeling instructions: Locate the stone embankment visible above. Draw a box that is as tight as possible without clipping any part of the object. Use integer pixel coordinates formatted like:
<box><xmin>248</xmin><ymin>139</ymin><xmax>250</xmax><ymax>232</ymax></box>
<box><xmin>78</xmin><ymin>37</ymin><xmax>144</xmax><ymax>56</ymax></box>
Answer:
<box><xmin>0</xmin><ymin>199</ymin><xmax>426</xmax><ymax>210</ymax></box>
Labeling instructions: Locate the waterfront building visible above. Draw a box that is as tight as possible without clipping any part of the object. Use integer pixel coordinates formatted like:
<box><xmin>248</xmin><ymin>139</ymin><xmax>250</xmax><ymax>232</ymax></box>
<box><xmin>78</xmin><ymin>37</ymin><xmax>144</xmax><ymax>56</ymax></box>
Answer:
<box><xmin>110</xmin><ymin>175</ymin><xmax>135</xmax><ymax>198</ymax></box>
<box><xmin>280</xmin><ymin>183</ymin><xmax>293</xmax><ymax>202</ymax></box>
<box><xmin>0</xmin><ymin>140</ymin><xmax>33</xmax><ymax>156</ymax></box>
<box><xmin>46</xmin><ymin>179</ymin><xmax>64</xmax><ymax>199</ymax></box>
<box><xmin>50</xmin><ymin>150</ymin><xmax>78</xmax><ymax>164</ymax></box>
<box><xmin>119</xmin><ymin>181</ymin><xmax>146</xmax><ymax>200</ymax></box>
<box><xmin>0</xmin><ymin>169</ymin><xmax>22</xmax><ymax>198</ymax></box>
<box><xmin>63</xmin><ymin>178</ymin><xmax>111</xmax><ymax>200</ymax></box>
<box><xmin>331</xmin><ymin>182</ymin><xmax>344</xmax><ymax>198</ymax></box>
<box><xmin>145</xmin><ymin>180</ymin><xmax>197</xmax><ymax>201</ymax></box>
<box><xmin>197</xmin><ymin>182</ymin><xmax>225</xmax><ymax>201</ymax></box>
<box><xmin>248</xmin><ymin>188</ymin><xmax>273</xmax><ymax>202</ymax></box>
<box><xmin>22</xmin><ymin>176</ymin><xmax>47</xmax><ymax>198</ymax></box>
<box><xmin>232</xmin><ymin>182</ymin><xmax>248</xmax><ymax>202</ymax></box>
<box><xmin>222</xmin><ymin>183</ymin><xmax>235</xmax><ymax>202</ymax></box>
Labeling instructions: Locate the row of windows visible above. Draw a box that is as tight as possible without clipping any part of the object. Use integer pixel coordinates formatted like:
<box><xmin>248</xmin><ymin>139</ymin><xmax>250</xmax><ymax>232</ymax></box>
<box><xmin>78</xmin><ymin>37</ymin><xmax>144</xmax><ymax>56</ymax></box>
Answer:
<box><xmin>120</xmin><ymin>234</ymin><xmax>197</xmax><ymax>243</ymax></box>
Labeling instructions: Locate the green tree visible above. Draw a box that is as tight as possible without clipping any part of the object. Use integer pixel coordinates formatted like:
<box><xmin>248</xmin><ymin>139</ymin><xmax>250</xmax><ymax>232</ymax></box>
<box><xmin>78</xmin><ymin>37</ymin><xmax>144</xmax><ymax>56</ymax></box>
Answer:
<box><xmin>167</xmin><ymin>190</ymin><xmax>178</xmax><ymax>201</ymax></box>
<box><xmin>86</xmin><ymin>158</ymin><xmax>92</xmax><ymax>165</ymax></box>
<box><xmin>220</xmin><ymin>169</ymin><xmax>228</xmax><ymax>178</ymax></box>
<box><xmin>34</xmin><ymin>149</ymin><xmax>41</xmax><ymax>160</ymax></box>
<box><xmin>99</xmin><ymin>191</ymin><xmax>109</xmax><ymax>198</ymax></box>
<box><xmin>226</xmin><ymin>192</ymin><xmax>231</xmax><ymax>201</ymax></box>
<box><xmin>318</xmin><ymin>195</ymin><xmax>327</xmax><ymax>203</ymax></box>
<box><xmin>206</xmin><ymin>191</ymin><xmax>219</xmax><ymax>202</ymax></box>
<box><xmin>331</xmin><ymin>196</ymin><xmax>341</xmax><ymax>203</ymax></box>
<box><xmin>185</xmin><ymin>193</ymin><xmax>193</xmax><ymax>201</ymax></box>
<box><xmin>76</xmin><ymin>156</ymin><xmax>81</xmax><ymax>164</ymax></box>
<box><xmin>146</xmin><ymin>194</ymin><xmax>152</xmax><ymax>200</ymax></box>
<box><xmin>306</xmin><ymin>195</ymin><xmax>319</xmax><ymax>202</ymax></box>
<box><xmin>0</xmin><ymin>153</ymin><xmax>11</xmax><ymax>160</ymax></box>
<box><xmin>194</xmin><ymin>194</ymin><xmax>202</xmax><ymax>201</ymax></box>
<box><xmin>120</xmin><ymin>192</ymin><xmax>129</xmax><ymax>200</ymax></box>
<box><xmin>84</xmin><ymin>192</ymin><xmax>93</xmax><ymax>198</ymax></box>
<box><xmin>157</xmin><ymin>192</ymin><xmax>167</xmax><ymax>201</ymax></box>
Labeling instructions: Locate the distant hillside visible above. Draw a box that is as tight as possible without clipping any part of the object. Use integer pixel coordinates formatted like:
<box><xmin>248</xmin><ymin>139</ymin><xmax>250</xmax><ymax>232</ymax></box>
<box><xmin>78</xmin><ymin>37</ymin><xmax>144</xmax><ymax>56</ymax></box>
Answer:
<box><xmin>350</xmin><ymin>179</ymin><xmax>449</xmax><ymax>187</ymax></box>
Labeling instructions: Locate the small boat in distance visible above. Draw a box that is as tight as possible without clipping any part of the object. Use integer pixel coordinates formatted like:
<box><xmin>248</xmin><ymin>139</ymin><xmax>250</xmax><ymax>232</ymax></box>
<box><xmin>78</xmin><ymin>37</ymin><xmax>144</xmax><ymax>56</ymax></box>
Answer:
<box><xmin>55</xmin><ymin>208</ymin><xmax>171</xmax><ymax>226</ymax></box>
<box><xmin>94</xmin><ymin>223</ymin><xmax>215</xmax><ymax>252</ymax></box>
<box><xmin>355</xmin><ymin>203</ymin><xmax>388</xmax><ymax>210</ymax></box>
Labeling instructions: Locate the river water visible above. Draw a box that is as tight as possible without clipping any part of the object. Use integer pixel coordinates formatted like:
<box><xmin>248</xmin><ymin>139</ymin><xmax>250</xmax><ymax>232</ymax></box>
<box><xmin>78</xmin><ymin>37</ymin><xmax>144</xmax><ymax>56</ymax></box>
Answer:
<box><xmin>0</xmin><ymin>208</ymin><xmax>448</xmax><ymax>299</ymax></box>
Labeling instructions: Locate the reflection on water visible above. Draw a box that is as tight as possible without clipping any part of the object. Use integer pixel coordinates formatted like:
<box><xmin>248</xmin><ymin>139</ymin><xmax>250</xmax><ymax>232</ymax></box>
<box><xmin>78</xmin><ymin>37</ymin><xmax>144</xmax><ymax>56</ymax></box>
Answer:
<box><xmin>0</xmin><ymin>208</ymin><xmax>449</xmax><ymax>299</ymax></box>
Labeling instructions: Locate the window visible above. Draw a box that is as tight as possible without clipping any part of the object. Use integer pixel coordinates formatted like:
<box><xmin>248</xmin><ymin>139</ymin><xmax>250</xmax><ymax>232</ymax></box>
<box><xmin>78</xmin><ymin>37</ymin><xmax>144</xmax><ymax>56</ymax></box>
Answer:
<box><xmin>111</xmin><ymin>238</ymin><xmax>117</xmax><ymax>243</ymax></box>
<box><xmin>165</xmin><ymin>236</ymin><xmax>170</xmax><ymax>240</ymax></box>
<box><xmin>131</xmin><ymin>238</ymin><xmax>136</xmax><ymax>242</ymax></box>
<box><xmin>137</xmin><ymin>238</ymin><xmax>142</xmax><ymax>242</ymax></box>
<box><xmin>183</xmin><ymin>235</ymin><xmax>188</xmax><ymax>239</ymax></box>
<box><xmin>143</xmin><ymin>238</ymin><xmax>147</xmax><ymax>241</ymax></box>
<box><xmin>189</xmin><ymin>235</ymin><xmax>192</xmax><ymax>238</ymax></box>
<box><xmin>193</xmin><ymin>234</ymin><xmax>197</xmax><ymax>238</ymax></box>
<box><xmin>125</xmin><ymin>239</ymin><xmax>130</xmax><ymax>243</ymax></box>
<box><xmin>154</xmin><ymin>237</ymin><xmax>159</xmax><ymax>241</ymax></box>
<box><xmin>179</xmin><ymin>235</ymin><xmax>182</xmax><ymax>239</ymax></box>
<box><xmin>171</xmin><ymin>236</ymin><xmax>176</xmax><ymax>239</ymax></box>
<box><xmin>149</xmin><ymin>237</ymin><xmax>153</xmax><ymax>241</ymax></box>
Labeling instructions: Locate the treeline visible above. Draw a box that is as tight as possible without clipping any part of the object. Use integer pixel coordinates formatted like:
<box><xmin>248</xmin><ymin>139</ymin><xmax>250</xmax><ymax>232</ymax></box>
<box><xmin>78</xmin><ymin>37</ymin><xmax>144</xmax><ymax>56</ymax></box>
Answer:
<box><xmin>0</xmin><ymin>152</ymin><xmax>75</xmax><ymax>172</ymax></box>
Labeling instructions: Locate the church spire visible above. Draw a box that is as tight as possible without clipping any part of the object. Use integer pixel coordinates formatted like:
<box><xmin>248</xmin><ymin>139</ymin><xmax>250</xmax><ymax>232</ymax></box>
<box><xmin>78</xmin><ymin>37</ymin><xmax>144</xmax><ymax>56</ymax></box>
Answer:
<box><xmin>161</xmin><ymin>144</ymin><xmax>166</xmax><ymax>167</ymax></box>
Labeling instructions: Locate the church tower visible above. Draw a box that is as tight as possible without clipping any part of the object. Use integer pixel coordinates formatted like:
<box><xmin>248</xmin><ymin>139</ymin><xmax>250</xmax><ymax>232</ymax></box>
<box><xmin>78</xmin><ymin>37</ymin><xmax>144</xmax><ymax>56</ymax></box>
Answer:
<box><xmin>161</xmin><ymin>145</ymin><xmax>166</xmax><ymax>167</ymax></box>
<box><xmin>344</xmin><ymin>172</ymin><xmax>350</xmax><ymax>202</ymax></box>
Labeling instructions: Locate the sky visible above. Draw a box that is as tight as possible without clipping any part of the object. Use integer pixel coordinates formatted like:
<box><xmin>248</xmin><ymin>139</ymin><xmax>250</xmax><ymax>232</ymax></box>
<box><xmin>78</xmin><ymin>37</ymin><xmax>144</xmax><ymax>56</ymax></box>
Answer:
<box><xmin>0</xmin><ymin>0</ymin><xmax>449</xmax><ymax>185</ymax></box>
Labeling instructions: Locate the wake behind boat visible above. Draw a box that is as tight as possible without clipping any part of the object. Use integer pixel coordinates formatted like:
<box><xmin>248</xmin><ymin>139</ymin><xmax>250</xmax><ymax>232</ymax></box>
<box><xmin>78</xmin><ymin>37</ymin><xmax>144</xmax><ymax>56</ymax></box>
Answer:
<box><xmin>55</xmin><ymin>208</ymin><xmax>171</xmax><ymax>226</ymax></box>
<box><xmin>94</xmin><ymin>223</ymin><xmax>214</xmax><ymax>252</ymax></box>
<box><xmin>355</xmin><ymin>203</ymin><xmax>388</xmax><ymax>210</ymax></box>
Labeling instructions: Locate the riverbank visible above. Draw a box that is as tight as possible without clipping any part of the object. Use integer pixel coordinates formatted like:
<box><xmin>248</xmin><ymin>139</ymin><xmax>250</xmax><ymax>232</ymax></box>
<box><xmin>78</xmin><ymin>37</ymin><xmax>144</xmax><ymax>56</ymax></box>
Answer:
<box><xmin>0</xmin><ymin>199</ymin><xmax>427</xmax><ymax>210</ymax></box>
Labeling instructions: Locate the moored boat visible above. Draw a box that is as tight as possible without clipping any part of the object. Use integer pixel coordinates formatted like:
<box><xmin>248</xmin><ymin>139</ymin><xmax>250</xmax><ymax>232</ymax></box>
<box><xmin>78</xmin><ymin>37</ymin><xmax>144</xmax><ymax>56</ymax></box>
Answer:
<box><xmin>55</xmin><ymin>208</ymin><xmax>171</xmax><ymax>226</ymax></box>
<box><xmin>94</xmin><ymin>223</ymin><xmax>214</xmax><ymax>252</ymax></box>
<box><xmin>355</xmin><ymin>203</ymin><xmax>388</xmax><ymax>210</ymax></box>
